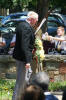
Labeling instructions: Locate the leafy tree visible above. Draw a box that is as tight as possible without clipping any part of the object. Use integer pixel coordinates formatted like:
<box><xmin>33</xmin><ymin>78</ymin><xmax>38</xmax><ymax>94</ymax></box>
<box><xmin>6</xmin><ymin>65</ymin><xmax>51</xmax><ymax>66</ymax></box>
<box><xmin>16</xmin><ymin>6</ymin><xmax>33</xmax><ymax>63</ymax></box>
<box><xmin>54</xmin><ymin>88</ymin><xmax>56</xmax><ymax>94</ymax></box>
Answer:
<box><xmin>49</xmin><ymin>0</ymin><xmax>66</xmax><ymax>14</ymax></box>
<box><xmin>0</xmin><ymin>0</ymin><xmax>13</xmax><ymax>8</ymax></box>
<box><xmin>0</xmin><ymin>0</ymin><xmax>32</xmax><ymax>12</ymax></box>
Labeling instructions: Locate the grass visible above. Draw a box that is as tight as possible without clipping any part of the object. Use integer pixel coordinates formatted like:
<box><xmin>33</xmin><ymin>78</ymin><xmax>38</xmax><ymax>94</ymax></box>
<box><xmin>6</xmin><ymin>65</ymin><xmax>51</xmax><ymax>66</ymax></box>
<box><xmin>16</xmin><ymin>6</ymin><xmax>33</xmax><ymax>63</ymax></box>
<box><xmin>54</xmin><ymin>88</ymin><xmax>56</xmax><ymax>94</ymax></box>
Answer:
<box><xmin>0</xmin><ymin>79</ymin><xmax>66</xmax><ymax>100</ymax></box>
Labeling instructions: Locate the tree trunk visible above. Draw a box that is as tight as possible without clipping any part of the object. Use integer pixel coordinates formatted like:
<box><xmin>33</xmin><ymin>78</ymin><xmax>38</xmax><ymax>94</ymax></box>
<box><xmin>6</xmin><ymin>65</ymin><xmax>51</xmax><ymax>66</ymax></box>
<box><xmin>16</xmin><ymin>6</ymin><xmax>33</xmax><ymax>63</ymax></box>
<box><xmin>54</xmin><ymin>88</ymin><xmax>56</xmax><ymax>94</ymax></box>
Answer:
<box><xmin>36</xmin><ymin>0</ymin><xmax>49</xmax><ymax>33</ymax></box>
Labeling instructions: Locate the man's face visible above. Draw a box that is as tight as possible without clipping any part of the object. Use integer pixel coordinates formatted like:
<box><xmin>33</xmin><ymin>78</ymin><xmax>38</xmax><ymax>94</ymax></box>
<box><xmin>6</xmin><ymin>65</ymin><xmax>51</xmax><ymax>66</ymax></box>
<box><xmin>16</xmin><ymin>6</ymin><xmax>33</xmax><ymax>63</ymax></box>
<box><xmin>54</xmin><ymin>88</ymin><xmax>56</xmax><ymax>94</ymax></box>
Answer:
<box><xmin>57</xmin><ymin>29</ymin><xmax>64</xmax><ymax>36</ymax></box>
<box><xmin>28</xmin><ymin>18</ymin><xmax>38</xmax><ymax>26</ymax></box>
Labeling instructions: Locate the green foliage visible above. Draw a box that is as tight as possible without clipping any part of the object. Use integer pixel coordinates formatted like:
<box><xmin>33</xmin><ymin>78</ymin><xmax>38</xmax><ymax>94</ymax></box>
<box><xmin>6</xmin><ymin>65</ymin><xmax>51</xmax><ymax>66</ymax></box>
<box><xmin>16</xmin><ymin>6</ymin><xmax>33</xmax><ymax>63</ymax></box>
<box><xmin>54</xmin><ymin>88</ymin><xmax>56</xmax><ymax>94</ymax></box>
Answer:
<box><xmin>0</xmin><ymin>90</ymin><xmax>12</xmax><ymax>100</ymax></box>
<box><xmin>49</xmin><ymin>0</ymin><xmax>66</xmax><ymax>7</ymax></box>
<box><xmin>0</xmin><ymin>0</ymin><xmax>65</xmax><ymax>14</ymax></box>
<box><xmin>0</xmin><ymin>0</ymin><xmax>13</xmax><ymax>8</ymax></box>
<box><xmin>0</xmin><ymin>79</ymin><xmax>16</xmax><ymax>91</ymax></box>
<box><xmin>0</xmin><ymin>79</ymin><xmax>66</xmax><ymax>92</ymax></box>
<box><xmin>49</xmin><ymin>81</ymin><xmax>66</xmax><ymax>91</ymax></box>
<box><xmin>49</xmin><ymin>0</ymin><xmax>66</xmax><ymax>13</ymax></box>
<box><xmin>0</xmin><ymin>0</ymin><xmax>33</xmax><ymax>11</ymax></box>
<box><xmin>27</xmin><ymin>0</ymin><xmax>37</xmax><ymax>11</ymax></box>
<box><xmin>0</xmin><ymin>0</ymin><xmax>66</xmax><ymax>10</ymax></box>
<box><xmin>0</xmin><ymin>79</ymin><xmax>66</xmax><ymax>99</ymax></box>
<box><xmin>0</xmin><ymin>79</ymin><xmax>16</xmax><ymax>100</ymax></box>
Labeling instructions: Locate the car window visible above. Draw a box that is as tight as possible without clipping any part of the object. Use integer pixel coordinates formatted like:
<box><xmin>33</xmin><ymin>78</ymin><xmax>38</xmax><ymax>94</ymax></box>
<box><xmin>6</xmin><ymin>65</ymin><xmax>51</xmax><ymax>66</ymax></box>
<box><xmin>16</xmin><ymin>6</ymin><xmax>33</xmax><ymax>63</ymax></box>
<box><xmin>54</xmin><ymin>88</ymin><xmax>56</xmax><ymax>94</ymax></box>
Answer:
<box><xmin>47</xmin><ymin>21</ymin><xmax>58</xmax><ymax>27</ymax></box>
<box><xmin>48</xmin><ymin>16</ymin><xmax>56</xmax><ymax>21</ymax></box>
<box><xmin>48</xmin><ymin>15</ymin><xmax>64</xmax><ymax>24</ymax></box>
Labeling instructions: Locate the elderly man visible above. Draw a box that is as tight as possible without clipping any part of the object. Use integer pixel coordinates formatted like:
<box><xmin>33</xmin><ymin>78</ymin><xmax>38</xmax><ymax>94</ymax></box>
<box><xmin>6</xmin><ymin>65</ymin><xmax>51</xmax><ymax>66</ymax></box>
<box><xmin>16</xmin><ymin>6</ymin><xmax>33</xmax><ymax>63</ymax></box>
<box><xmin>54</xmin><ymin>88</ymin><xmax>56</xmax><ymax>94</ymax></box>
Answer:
<box><xmin>12</xmin><ymin>11</ymin><xmax>38</xmax><ymax>100</ymax></box>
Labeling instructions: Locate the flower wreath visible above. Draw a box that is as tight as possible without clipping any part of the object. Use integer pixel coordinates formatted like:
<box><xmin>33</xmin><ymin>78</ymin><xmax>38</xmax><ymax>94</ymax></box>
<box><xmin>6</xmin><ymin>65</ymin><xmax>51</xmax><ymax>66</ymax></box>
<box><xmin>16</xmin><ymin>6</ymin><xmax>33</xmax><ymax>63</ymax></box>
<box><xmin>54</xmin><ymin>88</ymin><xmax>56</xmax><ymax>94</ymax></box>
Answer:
<box><xmin>33</xmin><ymin>28</ymin><xmax>45</xmax><ymax>64</ymax></box>
<box><xmin>34</xmin><ymin>36</ymin><xmax>45</xmax><ymax>63</ymax></box>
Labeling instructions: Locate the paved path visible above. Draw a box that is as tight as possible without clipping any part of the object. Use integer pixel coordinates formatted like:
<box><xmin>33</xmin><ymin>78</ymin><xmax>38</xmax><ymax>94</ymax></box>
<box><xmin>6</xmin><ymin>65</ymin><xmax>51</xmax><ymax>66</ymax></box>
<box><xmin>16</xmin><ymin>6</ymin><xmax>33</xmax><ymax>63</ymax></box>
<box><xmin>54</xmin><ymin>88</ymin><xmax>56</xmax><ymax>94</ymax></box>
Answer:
<box><xmin>55</xmin><ymin>94</ymin><xmax>62</xmax><ymax>100</ymax></box>
<box><xmin>52</xmin><ymin>92</ymin><xmax>63</xmax><ymax>100</ymax></box>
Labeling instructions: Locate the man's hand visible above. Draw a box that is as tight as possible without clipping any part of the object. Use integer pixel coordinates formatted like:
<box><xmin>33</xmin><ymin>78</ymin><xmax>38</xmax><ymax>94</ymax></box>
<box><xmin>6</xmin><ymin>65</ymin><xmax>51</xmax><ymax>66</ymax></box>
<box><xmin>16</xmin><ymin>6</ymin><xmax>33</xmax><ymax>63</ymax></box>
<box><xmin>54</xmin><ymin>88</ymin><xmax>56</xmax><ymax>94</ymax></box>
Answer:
<box><xmin>25</xmin><ymin>63</ymin><xmax>32</xmax><ymax>83</ymax></box>
<box><xmin>25</xmin><ymin>63</ymin><xmax>31</xmax><ymax>68</ymax></box>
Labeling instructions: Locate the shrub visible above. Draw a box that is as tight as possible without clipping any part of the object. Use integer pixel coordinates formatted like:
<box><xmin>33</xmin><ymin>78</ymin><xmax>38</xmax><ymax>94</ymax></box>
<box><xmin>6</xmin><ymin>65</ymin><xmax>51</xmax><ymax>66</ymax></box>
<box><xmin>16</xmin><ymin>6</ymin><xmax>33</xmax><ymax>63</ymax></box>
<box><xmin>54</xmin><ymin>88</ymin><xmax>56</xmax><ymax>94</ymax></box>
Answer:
<box><xmin>49</xmin><ymin>81</ymin><xmax>66</xmax><ymax>91</ymax></box>
<box><xmin>0</xmin><ymin>79</ymin><xmax>66</xmax><ymax>95</ymax></box>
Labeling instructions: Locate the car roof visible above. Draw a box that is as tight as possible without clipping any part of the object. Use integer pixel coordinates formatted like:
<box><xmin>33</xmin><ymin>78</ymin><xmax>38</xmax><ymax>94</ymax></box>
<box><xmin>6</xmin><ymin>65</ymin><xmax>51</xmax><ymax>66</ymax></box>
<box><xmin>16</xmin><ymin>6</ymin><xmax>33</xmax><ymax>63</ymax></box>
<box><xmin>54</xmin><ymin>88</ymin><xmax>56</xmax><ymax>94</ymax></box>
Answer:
<box><xmin>9</xmin><ymin>12</ymin><xmax>28</xmax><ymax>16</ymax></box>
<box><xmin>4</xmin><ymin>17</ymin><xmax>28</xmax><ymax>24</ymax></box>
<box><xmin>1</xmin><ymin>11</ymin><xmax>28</xmax><ymax>24</ymax></box>
<box><xmin>48</xmin><ymin>13</ymin><xmax>66</xmax><ymax>26</ymax></box>
<box><xmin>50</xmin><ymin>13</ymin><xmax>64</xmax><ymax>21</ymax></box>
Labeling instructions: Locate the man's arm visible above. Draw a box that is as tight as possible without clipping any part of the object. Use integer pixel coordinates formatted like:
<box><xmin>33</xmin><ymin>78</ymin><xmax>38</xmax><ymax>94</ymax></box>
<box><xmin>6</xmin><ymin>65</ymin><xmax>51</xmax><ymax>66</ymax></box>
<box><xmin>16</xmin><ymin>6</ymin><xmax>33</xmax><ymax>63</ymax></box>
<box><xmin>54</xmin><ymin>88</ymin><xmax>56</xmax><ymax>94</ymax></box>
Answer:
<box><xmin>51</xmin><ymin>36</ymin><xmax>66</xmax><ymax>42</ymax></box>
<box><xmin>42</xmin><ymin>33</ymin><xmax>66</xmax><ymax>42</ymax></box>
<box><xmin>21</xmin><ymin>24</ymin><xmax>33</xmax><ymax>65</ymax></box>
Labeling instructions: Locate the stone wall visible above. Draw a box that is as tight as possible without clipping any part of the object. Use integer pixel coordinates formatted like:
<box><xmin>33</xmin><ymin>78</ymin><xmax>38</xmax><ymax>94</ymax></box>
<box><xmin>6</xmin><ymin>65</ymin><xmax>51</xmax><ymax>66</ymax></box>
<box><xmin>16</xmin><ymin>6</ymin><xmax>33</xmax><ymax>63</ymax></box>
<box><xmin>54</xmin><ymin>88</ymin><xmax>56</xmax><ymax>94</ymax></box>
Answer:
<box><xmin>0</xmin><ymin>55</ymin><xmax>66</xmax><ymax>82</ymax></box>
<box><xmin>0</xmin><ymin>55</ymin><xmax>16</xmax><ymax>79</ymax></box>
<box><xmin>43</xmin><ymin>55</ymin><xmax>66</xmax><ymax>82</ymax></box>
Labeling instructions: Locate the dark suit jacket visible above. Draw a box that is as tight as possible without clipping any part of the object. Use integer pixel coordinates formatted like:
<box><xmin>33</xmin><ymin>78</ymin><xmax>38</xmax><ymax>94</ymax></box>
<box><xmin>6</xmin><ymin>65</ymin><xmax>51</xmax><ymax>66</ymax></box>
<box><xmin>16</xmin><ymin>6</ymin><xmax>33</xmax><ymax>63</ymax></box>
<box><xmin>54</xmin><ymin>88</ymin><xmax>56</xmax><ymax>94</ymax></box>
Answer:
<box><xmin>13</xmin><ymin>21</ymin><xmax>35</xmax><ymax>64</ymax></box>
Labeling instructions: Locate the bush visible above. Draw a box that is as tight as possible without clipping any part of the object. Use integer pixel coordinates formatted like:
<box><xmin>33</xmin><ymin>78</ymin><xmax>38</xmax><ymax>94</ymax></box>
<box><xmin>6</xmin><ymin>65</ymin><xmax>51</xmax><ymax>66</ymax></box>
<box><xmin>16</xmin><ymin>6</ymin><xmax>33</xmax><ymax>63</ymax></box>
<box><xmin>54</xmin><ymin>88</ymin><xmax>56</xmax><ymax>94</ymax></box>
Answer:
<box><xmin>0</xmin><ymin>79</ymin><xmax>16</xmax><ymax>100</ymax></box>
<box><xmin>0</xmin><ymin>79</ymin><xmax>66</xmax><ymax>92</ymax></box>
<box><xmin>0</xmin><ymin>79</ymin><xmax>15</xmax><ymax>91</ymax></box>
<box><xmin>49</xmin><ymin>81</ymin><xmax>66</xmax><ymax>91</ymax></box>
